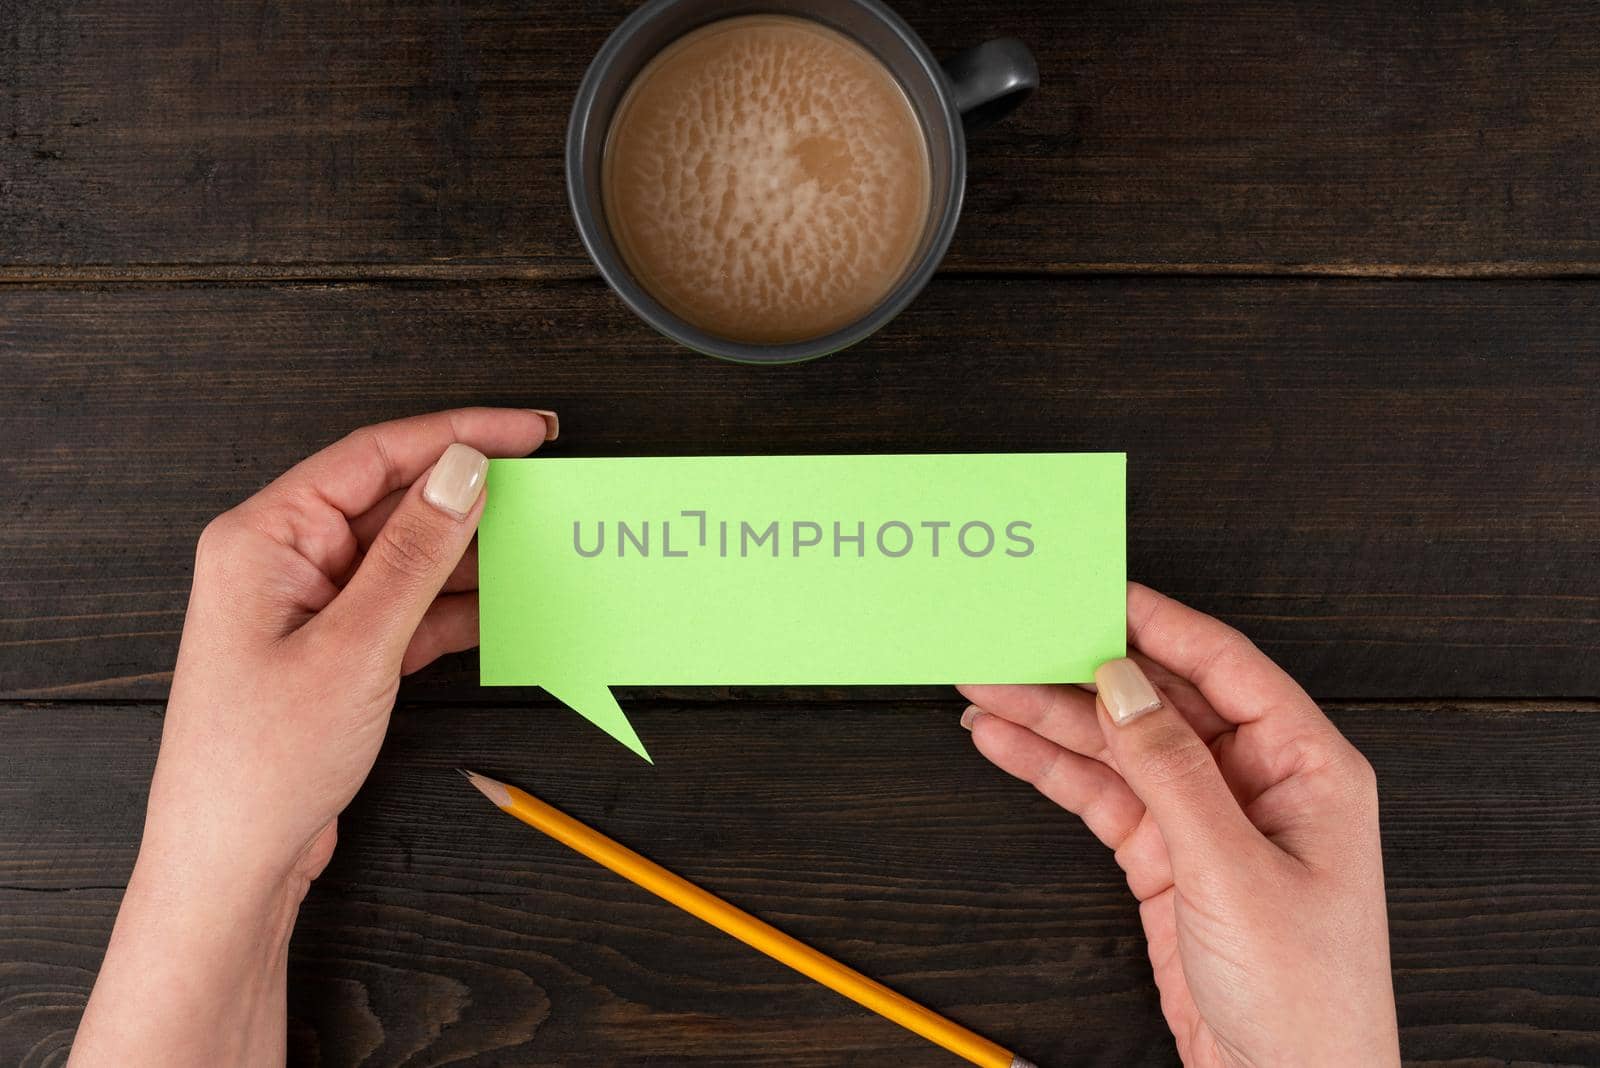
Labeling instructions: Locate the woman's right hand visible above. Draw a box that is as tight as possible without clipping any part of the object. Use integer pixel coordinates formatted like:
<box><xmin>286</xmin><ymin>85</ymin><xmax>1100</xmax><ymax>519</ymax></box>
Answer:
<box><xmin>960</xmin><ymin>583</ymin><xmax>1400</xmax><ymax>1067</ymax></box>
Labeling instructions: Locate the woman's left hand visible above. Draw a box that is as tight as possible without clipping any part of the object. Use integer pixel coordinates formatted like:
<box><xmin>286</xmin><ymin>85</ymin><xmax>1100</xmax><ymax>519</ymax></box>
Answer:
<box><xmin>71</xmin><ymin>407</ymin><xmax>555</xmax><ymax>1068</ymax></box>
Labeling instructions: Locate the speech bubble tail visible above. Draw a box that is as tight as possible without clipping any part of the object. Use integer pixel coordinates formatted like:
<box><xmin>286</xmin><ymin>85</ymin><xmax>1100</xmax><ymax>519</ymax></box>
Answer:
<box><xmin>544</xmin><ymin>680</ymin><xmax>652</xmax><ymax>763</ymax></box>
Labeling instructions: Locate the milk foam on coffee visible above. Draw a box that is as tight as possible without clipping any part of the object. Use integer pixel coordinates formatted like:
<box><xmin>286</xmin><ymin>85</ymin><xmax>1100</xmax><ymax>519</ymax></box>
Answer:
<box><xmin>602</xmin><ymin>15</ymin><xmax>932</xmax><ymax>344</ymax></box>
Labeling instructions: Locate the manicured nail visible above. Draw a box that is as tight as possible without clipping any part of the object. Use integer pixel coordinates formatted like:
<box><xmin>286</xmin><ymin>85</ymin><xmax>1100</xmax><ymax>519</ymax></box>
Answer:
<box><xmin>960</xmin><ymin>705</ymin><xmax>984</xmax><ymax>731</ymax></box>
<box><xmin>528</xmin><ymin>408</ymin><xmax>559</xmax><ymax>441</ymax></box>
<box><xmin>423</xmin><ymin>443</ymin><xmax>488</xmax><ymax>518</ymax></box>
<box><xmin>1094</xmin><ymin>658</ymin><xmax>1162</xmax><ymax>726</ymax></box>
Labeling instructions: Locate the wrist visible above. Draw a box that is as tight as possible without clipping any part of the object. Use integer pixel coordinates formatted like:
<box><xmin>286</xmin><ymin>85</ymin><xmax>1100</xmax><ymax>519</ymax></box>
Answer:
<box><xmin>124</xmin><ymin>830</ymin><xmax>306</xmax><ymax>951</ymax></box>
<box><xmin>115</xmin><ymin>782</ymin><xmax>312</xmax><ymax>1007</ymax></box>
<box><xmin>140</xmin><ymin>724</ymin><xmax>332</xmax><ymax>900</ymax></box>
<box><xmin>71</xmin><ymin>828</ymin><xmax>302</xmax><ymax>1068</ymax></box>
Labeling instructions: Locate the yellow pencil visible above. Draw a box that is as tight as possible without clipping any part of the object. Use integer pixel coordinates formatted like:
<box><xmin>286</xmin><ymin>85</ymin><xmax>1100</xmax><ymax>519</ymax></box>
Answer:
<box><xmin>459</xmin><ymin>769</ymin><xmax>1032</xmax><ymax>1068</ymax></box>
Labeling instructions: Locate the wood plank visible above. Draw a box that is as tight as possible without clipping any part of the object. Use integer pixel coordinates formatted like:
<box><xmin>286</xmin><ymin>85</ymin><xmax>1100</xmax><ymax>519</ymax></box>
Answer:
<box><xmin>4</xmin><ymin>1</ymin><xmax>1600</xmax><ymax>273</ymax></box>
<box><xmin>0</xmin><ymin>700</ymin><xmax>1597</xmax><ymax>1066</ymax></box>
<box><xmin>2</xmin><ymin>278</ymin><xmax>1595</xmax><ymax>702</ymax></box>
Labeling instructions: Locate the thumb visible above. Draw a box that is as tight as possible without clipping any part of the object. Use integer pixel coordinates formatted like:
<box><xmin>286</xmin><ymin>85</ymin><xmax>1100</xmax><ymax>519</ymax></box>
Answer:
<box><xmin>321</xmin><ymin>443</ymin><xmax>488</xmax><ymax>666</ymax></box>
<box><xmin>1093</xmin><ymin>657</ymin><xmax>1266</xmax><ymax>883</ymax></box>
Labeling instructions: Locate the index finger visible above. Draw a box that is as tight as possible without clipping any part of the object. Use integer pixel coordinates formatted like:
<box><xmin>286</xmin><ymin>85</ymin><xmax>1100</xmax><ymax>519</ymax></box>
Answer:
<box><xmin>267</xmin><ymin>407</ymin><xmax>557</xmax><ymax>518</ymax></box>
<box><xmin>1126</xmin><ymin>582</ymin><xmax>1329</xmax><ymax>742</ymax></box>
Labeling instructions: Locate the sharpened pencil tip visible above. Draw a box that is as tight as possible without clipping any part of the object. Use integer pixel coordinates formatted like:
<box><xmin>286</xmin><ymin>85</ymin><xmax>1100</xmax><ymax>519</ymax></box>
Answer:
<box><xmin>458</xmin><ymin>768</ymin><xmax>513</xmax><ymax>809</ymax></box>
<box><xmin>1009</xmin><ymin>1058</ymin><xmax>1036</xmax><ymax>1068</ymax></box>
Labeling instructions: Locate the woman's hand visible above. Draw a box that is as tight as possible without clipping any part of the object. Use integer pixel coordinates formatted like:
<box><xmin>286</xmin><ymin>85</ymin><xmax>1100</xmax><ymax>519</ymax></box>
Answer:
<box><xmin>960</xmin><ymin>583</ymin><xmax>1400</xmax><ymax>1068</ymax></box>
<box><xmin>71</xmin><ymin>407</ymin><xmax>556</xmax><ymax>1068</ymax></box>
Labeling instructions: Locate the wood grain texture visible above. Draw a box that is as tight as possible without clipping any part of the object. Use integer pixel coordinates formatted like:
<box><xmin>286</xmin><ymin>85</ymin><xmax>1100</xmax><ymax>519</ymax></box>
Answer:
<box><xmin>1</xmin><ymin>700</ymin><xmax>1597</xmax><ymax>1067</ymax></box>
<box><xmin>4</xmin><ymin>0</ymin><xmax>1600</xmax><ymax>273</ymax></box>
<box><xmin>2</xmin><ymin>278</ymin><xmax>1596</xmax><ymax>701</ymax></box>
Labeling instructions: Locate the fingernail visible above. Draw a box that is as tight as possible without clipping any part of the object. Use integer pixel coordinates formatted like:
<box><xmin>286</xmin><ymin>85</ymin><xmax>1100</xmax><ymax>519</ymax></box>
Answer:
<box><xmin>960</xmin><ymin>705</ymin><xmax>984</xmax><ymax>731</ymax></box>
<box><xmin>423</xmin><ymin>443</ymin><xmax>489</xmax><ymax>518</ymax></box>
<box><xmin>1094</xmin><ymin>658</ymin><xmax>1162</xmax><ymax>726</ymax></box>
<box><xmin>528</xmin><ymin>409</ymin><xmax>559</xmax><ymax>441</ymax></box>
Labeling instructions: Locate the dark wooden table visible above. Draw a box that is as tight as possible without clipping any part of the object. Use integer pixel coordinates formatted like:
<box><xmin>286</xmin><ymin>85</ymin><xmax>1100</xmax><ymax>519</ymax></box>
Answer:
<box><xmin>3</xmin><ymin>2</ymin><xmax>1599</xmax><ymax>1065</ymax></box>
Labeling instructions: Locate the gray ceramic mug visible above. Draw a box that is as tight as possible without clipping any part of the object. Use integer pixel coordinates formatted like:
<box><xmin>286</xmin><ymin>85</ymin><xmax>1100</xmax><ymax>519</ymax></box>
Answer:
<box><xmin>566</xmin><ymin>0</ymin><xmax>1038</xmax><ymax>364</ymax></box>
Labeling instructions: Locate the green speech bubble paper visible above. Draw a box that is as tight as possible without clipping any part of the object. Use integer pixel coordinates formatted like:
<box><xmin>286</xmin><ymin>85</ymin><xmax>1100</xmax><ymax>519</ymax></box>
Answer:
<box><xmin>479</xmin><ymin>454</ymin><xmax>1126</xmax><ymax>761</ymax></box>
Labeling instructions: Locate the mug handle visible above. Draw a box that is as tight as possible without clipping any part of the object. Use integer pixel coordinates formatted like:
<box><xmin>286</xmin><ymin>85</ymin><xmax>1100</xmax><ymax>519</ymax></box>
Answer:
<box><xmin>941</xmin><ymin>37</ymin><xmax>1039</xmax><ymax>130</ymax></box>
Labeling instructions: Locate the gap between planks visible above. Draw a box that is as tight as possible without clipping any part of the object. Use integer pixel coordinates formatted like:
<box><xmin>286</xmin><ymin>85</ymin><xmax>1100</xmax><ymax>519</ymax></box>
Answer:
<box><xmin>1</xmin><ymin>698</ymin><xmax>1596</xmax><ymax>713</ymax></box>
<box><xmin>5</xmin><ymin>261</ymin><xmax>1600</xmax><ymax>286</ymax></box>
